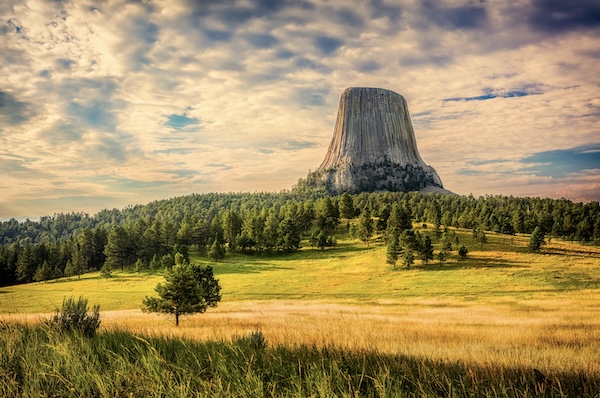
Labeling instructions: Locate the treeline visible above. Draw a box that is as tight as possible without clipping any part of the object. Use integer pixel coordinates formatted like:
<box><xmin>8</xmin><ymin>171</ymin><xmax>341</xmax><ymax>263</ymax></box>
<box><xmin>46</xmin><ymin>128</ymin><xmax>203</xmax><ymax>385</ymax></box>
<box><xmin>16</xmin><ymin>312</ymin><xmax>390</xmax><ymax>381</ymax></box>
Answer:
<box><xmin>3</xmin><ymin>191</ymin><xmax>599</xmax><ymax>245</ymax></box>
<box><xmin>1</xmin><ymin>191</ymin><xmax>599</xmax><ymax>286</ymax></box>
<box><xmin>0</xmin><ymin>195</ymin><xmax>341</xmax><ymax>286</ymax></box>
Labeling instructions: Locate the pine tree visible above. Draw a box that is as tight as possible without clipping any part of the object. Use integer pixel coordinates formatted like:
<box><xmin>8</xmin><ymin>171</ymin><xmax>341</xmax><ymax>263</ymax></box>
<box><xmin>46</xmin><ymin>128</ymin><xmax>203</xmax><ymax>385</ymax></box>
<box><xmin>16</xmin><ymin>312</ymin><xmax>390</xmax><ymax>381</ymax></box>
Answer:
<box><xmin>174</xmin><ymin>252</ymin><xmax>186</xmax><ymax>266</ymax></box>
<box><xmin>528</xmin><ymin>226</ymin><xmax>546</xmax><ymax>252</ymax></box>
<box><xmin>316</xmin><ymin>196</ymin><xmax>339</xmax><ymax>233</ymax></box>
<box><xmin>161</xmin><ymin>253</ymin><xmax>175</xmax><ymax>269</ymax></box>
<box><xmin>53</xmin><ymin>265</ymin><xmax>63</xmax><ymax>280</ymax></box>
<box><xmin>419</xmin><ymin>235</ymin><xmax>434</xmax><ymax>265</ymax></box>
<box><xmin>134</xmin><ymin>258</ymin><xmax>145</xmax><ymax>272</ymax></box>
<box><xmin>208</xmin><ymin>239</ymin><xmax>225</xmax><ymax>261</ymax></box>
<box><xmin>317</xmin><ymin>230</ymin><xmax>328</xmax><ymax>250</ymax></box>
<box><xmin>279</xmin><ymin>217</ymin><xmax>301</xmax><ymax>252</ymax></box>
<box><xmin>387</xmin><ymin>203</ymin><xmax>412</xmax><ymax>237</ymax></box>
<box><xmin>142</xmin><ymin>263</ymin><xmax>221</xmax><ymax>326</ymax></box>
<box><xmin>315</xmin><ymin>229</ymin><xmax>336</xmax><ymax>250</ymax></box>
<box><xmin>16</xmin><ymin>244</ymin><xmax>34</xmax><ymax>283</ymax></box>
<box><xmin>72</xmin><ymin>245</ymin><xmax>85</xmax><ymax>278</ymax></box>
<box><xmin>64</xmin><ymin>259</ymin><xmax>75</xmax><ymax>279</ymax></box>
<box><xmin>386</xmin><ymin>233</ymin><xmax>399</xmax><ymax>269</ymax></box>
<box><xmin>104</xmin><ymin>226</ymin><xmax>133</xmax><ymax>270</ymax></box>
<box><xmin>33</xmin><ymin>261</ymin><xmax>53</xmax><ymax>282</ymax></box>
<box><xmin>356</xmin><ymin>207</ymin><xmax>374</xmax><ymax>245</ymax></box>
<box><xmin>339</xmin><ymin>192</ymin><xmax>355</xmax><ymax>219</ymax></box>
<box><xmin>458</xmin><ymin>245</ymin><xmax>468</xmax><ymax>260</ymax></box>
<box><xmin>402</xmin><ymin>249</ymin><xmax>415</xmax><ymax>269</ymax></box>
<box><xmin>222</xmin><ymin>210</ymin><xmax>242</xmax><ymax>251</ymax></box>
<box><xmin>100</xmin><ymin>263</ymin><xmax>112</xmax><ymax>278</ymax></box>
<box><xmin>150</xmin><ymin>254</ymin><xmax>161</xmax><ymax>271</ymax></box>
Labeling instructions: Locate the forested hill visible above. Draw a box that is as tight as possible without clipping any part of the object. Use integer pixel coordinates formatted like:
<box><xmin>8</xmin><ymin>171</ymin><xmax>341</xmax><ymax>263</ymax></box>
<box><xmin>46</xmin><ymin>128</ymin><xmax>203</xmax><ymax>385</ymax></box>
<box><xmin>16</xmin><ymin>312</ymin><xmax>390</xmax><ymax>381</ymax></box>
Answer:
<box><xmin>1</xmin><ymin>192</ymin><xmax>326</xmax><ymax>245</ymax></box>
<box><xmin>0</xmin><ymin>191</ymin><xmax>598</xmax><ymax>287</ymax></box>
<box><xmin>1</xmin><ymin>192</ymin><xmax>598</xmax><ymax>246</ymax></box>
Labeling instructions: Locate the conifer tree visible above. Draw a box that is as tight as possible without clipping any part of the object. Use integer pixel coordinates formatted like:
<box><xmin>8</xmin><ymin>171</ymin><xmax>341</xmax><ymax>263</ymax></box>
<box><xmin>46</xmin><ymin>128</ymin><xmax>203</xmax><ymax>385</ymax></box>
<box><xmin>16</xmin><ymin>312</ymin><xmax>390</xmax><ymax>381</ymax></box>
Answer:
<box><xmin>150</xmin><ymin>254</ymin><xmax>161</xmax><ymax>271</ymax></box>
<box><xmin>458</xmin><ymin>245</ymin><xmax>468</xmax><ymax>260</ymax></box>
<box><xmin>419</xmin><ymin>235</ymin><xmax>434</xmax><ymax>265</ymax></box>
<box><xmin>208</xmin><ymin>239</ymin><xmax>225</xmax><ymax>261</ymax></box>
<box><xmin>64</xmin><ymin>259</ymin><xmax>75</xmax><ymax>279</ymax></box>
<box><xmin>33</xmin><ymin>260</ymin><xmax>53</xmax><ymax>282</ymax></box>
<box><xmin>528</xmin><ymin>226</ymin><xmax>546</xmax><ymax>252</ymax></box>
<box><xmin>339</xmin><ymin>192</ymin><xmax>355</xmax><ymax>219</ymax></box>
<box><xmin>402</xmin><ymin>249</ymin><xmax>415</xmax><ymax>269</ymax></box>
<box><xmin>386</xmin><ymin>233</ymin><xmax>399</xmax><ymax>269</ymax></box>
<box><xmin>356</xmin><ymin>207</ymin><xmax>374</xmax><ymax>245</ymax></box>
<box><xmin>104</xmin><ymin>226</ymin><xmax>133</xmax><ymax>270</ymax></box>
<box><xmin>142</xmin><ymin>263</ymin><xmax>221</xmax><ymax>326</ymax></box>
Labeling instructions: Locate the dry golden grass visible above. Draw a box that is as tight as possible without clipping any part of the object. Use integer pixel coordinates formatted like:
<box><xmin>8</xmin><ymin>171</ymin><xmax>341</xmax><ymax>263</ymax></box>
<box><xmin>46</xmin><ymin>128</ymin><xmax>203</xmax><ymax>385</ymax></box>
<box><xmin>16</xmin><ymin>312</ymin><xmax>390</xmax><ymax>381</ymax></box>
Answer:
<box><xmin>8</xmin><ymin>296</ymin><xmax>589</xmax><ymax>377</ymax></box>
<box><xmin>2</xmin><ymin>228</ymin><xmax>599</xmax><ymax>379</ymax></box>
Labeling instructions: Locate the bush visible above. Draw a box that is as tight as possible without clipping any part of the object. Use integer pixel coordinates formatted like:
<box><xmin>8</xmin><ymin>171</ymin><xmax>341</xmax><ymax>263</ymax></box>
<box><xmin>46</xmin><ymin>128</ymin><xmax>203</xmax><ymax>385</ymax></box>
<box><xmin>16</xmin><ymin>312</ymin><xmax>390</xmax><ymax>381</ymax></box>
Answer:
<box><xmin>458</xmin><ymin>245</ymin><xmax>468</xmax><ymax>260</ymax></box>
<box><xmin>235</xmin><ymin>330</ymin><xmax>267</xmax><ymax>351</ymax></box>
<box><xmin>46</xmin><ymin>296</ymin><xmax>101</xmax><ymax>337</ymax></box>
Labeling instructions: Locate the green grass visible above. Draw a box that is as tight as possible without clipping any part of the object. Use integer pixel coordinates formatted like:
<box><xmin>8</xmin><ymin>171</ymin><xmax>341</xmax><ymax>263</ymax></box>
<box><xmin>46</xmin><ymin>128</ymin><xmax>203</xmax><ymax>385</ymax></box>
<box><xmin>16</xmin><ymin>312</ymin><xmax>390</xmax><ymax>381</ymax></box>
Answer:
<box><xmin>0</xmin><ymin>271</ymin><xmax>164</xmax><ymax>314</ymax></box>
<box><xmin>1</xmin><ymin>324</ymin><xmax>597</xmax><ymax>397</ymax></box>
<box><xmin>0</xmin><ymin>226</ymin><xmax>598</xmax><ymax>313</ymax></box>
<box><xmin>1</xmin><ymin>226</ymin><xmax>599</xmax><ymax>396</ymax></box>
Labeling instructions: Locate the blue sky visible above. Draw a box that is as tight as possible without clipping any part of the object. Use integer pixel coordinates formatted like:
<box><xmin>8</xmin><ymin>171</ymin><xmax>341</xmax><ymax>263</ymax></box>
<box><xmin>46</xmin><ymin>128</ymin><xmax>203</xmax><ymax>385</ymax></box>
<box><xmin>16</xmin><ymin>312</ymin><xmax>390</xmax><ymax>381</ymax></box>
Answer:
<box><xmin>0</xmin><ymin>0</ymin><xmax>599</xmax><ymax>218</ymax></box>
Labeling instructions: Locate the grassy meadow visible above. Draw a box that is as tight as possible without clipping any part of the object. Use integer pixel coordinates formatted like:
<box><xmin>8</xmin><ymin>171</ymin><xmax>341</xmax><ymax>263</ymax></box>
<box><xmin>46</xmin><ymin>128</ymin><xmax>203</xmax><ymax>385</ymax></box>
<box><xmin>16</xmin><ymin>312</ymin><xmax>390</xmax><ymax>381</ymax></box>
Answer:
<box><xmin>1</xmin><ymin>225</ymin><xmax>599</xmax><ymax>396</ymax></box>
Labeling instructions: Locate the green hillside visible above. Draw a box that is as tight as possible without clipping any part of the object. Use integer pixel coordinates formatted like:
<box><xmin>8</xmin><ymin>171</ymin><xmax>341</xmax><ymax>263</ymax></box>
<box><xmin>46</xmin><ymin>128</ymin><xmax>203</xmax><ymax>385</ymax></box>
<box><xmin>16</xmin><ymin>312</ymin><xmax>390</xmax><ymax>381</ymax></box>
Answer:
<box><xmin>1</xmin><ymin>226</ymin><xmax>598</xmax><ymax>314</ymax></box>
<box><xmin>2</xmin><ymin>225</ymin><xmax>599</xmax><ymax>396</ymax></box>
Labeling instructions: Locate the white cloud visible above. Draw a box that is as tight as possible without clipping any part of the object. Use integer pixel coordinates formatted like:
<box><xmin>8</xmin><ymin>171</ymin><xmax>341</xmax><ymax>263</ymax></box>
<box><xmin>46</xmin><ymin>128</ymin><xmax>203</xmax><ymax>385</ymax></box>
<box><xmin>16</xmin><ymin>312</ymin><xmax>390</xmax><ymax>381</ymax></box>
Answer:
<box><xmin>0</xmin><ymin>0</ymin><xmax>598</xmax><ymax>218</ymax></box>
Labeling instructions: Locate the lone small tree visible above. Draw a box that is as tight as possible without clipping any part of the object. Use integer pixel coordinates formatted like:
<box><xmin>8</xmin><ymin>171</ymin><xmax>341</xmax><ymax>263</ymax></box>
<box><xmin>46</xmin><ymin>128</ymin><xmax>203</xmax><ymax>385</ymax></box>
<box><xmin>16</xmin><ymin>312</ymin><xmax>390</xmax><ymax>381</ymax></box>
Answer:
<box><xmin>100</xmin><ymin>263</ymin><xmax>112</xmax><ymax>278</ymax></box>
<box><xmin>528</xmin><ymin>226</ymin><xmax>546</xmax><ymax>252</ymax></box>
<box><xmin>142</xmin><ymin>263</ymin><xmax>221</xmax><ymax>326</ymax></box>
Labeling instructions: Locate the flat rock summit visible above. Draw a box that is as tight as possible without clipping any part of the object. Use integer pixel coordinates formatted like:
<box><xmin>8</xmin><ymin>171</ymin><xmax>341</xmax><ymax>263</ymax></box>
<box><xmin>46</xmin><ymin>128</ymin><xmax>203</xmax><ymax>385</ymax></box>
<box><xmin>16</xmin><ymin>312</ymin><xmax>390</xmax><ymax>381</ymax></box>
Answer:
<box><xmin>296</xmin><ymin>87</ymin><xmax>448</xmax><ymax>194</ymax></box>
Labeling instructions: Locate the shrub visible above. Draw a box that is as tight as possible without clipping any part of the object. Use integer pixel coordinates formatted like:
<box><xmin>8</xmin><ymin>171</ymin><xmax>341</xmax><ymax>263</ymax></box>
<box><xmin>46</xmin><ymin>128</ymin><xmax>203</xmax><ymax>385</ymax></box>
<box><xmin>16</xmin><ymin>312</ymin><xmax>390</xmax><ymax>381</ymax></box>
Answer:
<box><xmin>458</xmin><ymin>245</ymin><xmax>468</xmax><ymax>260</ymax></box>
<box><xmin>235</xmin><ymin>330</ymin><xmax>267</xmax><ymax>351</ymax></box>
<box><xmin>46</xmin><ymin>296</ymin><xmax>101</xmax><ymax>337</ymax></box>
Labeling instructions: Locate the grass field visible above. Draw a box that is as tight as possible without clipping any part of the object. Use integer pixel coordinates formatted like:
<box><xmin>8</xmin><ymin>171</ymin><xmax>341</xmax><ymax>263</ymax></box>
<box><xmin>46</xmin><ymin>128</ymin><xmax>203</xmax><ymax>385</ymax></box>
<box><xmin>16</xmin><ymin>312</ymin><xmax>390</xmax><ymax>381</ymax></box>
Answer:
<box><xmin>1</xmin><ymin>226</ymin><xmax>600</xmax><ymax>382</ymax></box>
<box><xmin>2</xmin><ymin>227</ymin><xmax>598</xmax><ymax>312</ymax></box>
<box><xmin>4</xmin><ymin>323</ymin><xmax>597</xmax><ymax>397</ymax></box>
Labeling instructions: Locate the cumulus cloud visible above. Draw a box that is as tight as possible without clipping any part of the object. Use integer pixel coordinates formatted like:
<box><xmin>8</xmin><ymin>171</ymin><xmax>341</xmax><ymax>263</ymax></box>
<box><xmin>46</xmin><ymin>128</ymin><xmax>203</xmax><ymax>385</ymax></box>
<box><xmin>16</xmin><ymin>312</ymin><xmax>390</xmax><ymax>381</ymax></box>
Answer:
<box><xmin>0</xmin><ymin>0</ymin><xmax>599</xmax><ymax>218</ymax></box>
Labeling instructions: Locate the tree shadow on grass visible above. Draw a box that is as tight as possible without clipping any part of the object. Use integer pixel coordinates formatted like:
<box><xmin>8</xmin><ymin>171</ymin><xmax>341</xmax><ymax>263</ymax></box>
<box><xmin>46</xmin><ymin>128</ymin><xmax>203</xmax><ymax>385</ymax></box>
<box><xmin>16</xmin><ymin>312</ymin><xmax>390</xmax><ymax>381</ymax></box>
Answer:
<box><xmin>272</xmin><ymin>242</ymin><xmax>374</xmax><ymax>262</ymax></box>
<box><xmin>212</xmin><ymin>243</ymin><xmax>374</xmax><ymax>274</ymax></box>
<box><xmin>220</xmin><ymin>242</ymin><xmax>374</xmax><ymax>264</ymax></box>
<box><xmin>542</xmin><ymin>246</ymin><xmax>600</xmax><ymax>258</ymax></box>
<box><xmin>214</xmin><ymin>262</ymin><xmax>290</xmax><ymax>275</ymax></box>
<box><xmin>418</xmin><ymin>256</ymin><xmax>528</xmax><ymax>271</ymax></box>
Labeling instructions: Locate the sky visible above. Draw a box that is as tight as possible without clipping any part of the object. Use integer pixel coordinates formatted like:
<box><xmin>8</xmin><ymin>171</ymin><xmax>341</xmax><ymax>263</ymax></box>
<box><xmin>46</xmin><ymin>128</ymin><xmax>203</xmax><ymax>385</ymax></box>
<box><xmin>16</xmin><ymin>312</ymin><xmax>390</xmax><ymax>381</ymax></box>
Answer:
<box><xmin>1</xmin><ymin>0</ymin><xmax>599</xmax><ymax>219</ymax></box>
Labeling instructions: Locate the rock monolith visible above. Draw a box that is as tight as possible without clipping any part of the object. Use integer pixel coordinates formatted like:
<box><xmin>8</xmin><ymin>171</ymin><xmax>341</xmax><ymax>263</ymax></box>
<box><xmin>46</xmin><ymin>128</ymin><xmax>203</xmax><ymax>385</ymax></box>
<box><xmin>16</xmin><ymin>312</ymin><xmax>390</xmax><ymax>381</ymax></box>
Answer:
<box><xmin>296</xmin><ymin>87</ymin><xmax>446</xmax><ymax>194</ymax></box>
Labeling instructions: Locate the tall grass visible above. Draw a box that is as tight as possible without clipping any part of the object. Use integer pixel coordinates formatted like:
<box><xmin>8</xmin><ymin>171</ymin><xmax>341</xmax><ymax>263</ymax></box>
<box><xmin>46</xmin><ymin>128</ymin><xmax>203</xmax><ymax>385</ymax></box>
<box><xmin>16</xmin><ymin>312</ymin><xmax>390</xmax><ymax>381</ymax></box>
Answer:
<box><xmin>1</xmin><ymin>323</ymin><xmax>597</xmax><ymax>397</ymax></box>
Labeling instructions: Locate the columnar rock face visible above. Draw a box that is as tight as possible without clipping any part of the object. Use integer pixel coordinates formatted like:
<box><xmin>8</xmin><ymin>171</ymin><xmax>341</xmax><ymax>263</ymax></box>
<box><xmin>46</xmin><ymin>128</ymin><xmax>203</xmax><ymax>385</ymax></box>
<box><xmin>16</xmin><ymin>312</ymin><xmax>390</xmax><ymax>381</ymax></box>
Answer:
<box><xmin>296</xmin><ymin>87</ymin><xmax>446</xmax><ymax>194</ymax></box>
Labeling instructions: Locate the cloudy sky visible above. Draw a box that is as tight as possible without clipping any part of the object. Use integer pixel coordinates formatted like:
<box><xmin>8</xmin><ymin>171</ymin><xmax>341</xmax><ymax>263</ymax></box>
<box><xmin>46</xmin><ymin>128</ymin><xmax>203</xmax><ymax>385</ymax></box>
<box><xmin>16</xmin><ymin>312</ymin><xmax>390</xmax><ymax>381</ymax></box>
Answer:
<box><xmin>1</xmin><ymin>0</ymin><xmax>599</xmax><ymax>219</ymax></box>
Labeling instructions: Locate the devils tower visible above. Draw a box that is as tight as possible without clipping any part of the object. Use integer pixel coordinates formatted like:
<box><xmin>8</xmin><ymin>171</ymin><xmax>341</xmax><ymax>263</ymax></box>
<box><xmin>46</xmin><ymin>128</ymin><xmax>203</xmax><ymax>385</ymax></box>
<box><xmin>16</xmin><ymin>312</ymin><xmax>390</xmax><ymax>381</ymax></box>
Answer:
<box><xmin>296</xmin><ymin>87</ymin><xmax>446</xmax><ymax>194</ymax></box>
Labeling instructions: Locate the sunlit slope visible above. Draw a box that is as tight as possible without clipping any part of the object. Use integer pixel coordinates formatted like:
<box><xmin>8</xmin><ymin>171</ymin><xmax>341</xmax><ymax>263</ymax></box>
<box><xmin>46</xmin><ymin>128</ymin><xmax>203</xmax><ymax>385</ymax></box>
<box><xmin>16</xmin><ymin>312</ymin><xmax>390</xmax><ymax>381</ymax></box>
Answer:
<box><xmin>1</xmin><ymin>227</ymin><xmax>598</xmax><ymax>314</ymax></box>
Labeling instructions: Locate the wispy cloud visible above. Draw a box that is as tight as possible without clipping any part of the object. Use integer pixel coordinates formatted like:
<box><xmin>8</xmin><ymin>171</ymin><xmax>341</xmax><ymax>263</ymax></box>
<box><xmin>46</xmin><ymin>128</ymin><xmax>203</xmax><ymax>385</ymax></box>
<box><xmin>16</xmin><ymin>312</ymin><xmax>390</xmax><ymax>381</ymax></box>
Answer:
<box><xmin>444</xmin><ymin>84</ymin><xmax>545</xmax><ymax>102</ymax></box>
<box><xmin>521</xmin><ymin>145</ymin><xmax>600</xmax><ymax>177</ymax></box>
<box><xmin>0</xmin><ymin>0</ymin><xmax>599</xmax><ymax>218</ymax></box>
